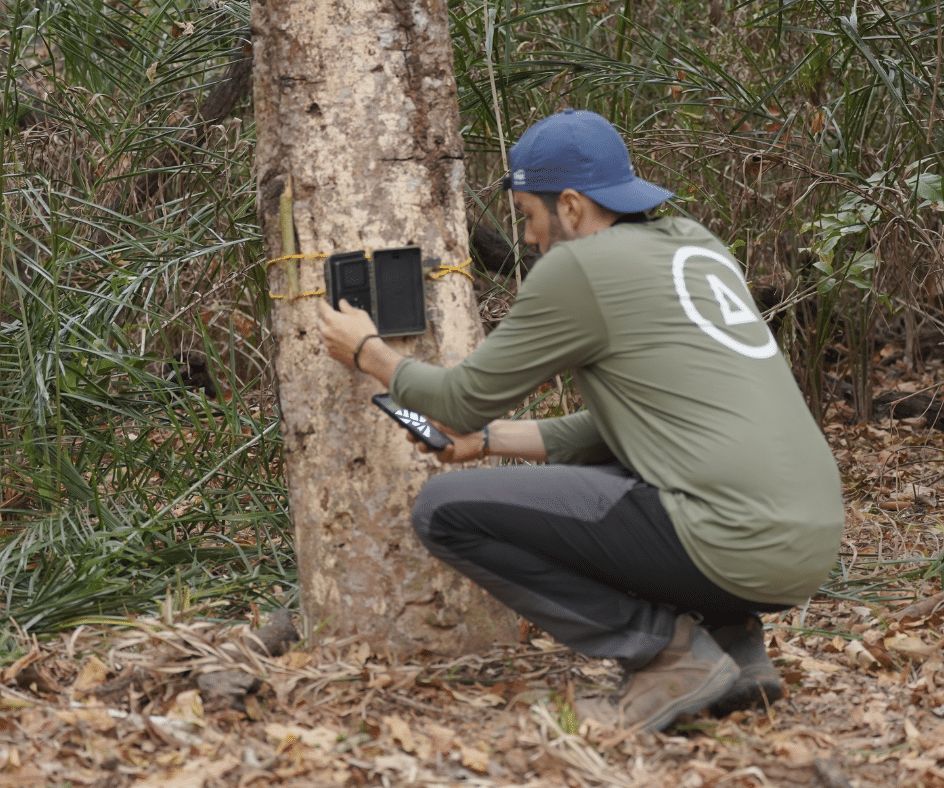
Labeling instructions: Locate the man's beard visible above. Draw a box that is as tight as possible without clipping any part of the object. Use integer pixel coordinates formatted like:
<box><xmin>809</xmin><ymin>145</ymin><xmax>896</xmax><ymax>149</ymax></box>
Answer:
<box><xmin>544</xmin><ymin>214</ymin><xmax>576</xmax><ymax>253</ymax></box>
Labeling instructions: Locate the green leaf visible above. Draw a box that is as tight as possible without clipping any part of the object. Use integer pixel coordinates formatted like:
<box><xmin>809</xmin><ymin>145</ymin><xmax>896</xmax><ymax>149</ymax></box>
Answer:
<box><xmin>910</xmin><ymin>172</ymin><xmax>943</xmax><ymax>205</ymax></box>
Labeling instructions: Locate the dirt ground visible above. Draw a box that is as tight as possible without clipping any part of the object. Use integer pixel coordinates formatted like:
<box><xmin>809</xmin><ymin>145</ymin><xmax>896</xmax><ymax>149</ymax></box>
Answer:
<box><xmin>2</xmin><ymin>358</ymin><xmax>944</xmax><ymax>787</ymax></box>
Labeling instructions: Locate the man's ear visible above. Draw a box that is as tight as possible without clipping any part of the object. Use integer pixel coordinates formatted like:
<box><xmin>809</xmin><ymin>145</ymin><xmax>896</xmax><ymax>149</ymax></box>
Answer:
<box><xmin>556</xmin><ymin>189</ymin><xmax>584</xmax><ymax>232</ymax></box>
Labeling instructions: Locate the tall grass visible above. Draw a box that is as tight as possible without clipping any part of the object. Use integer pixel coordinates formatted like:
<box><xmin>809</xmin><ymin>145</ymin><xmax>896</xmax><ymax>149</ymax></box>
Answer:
<box><xmin>1</xmin><ymin>0</ymin><xmax>291</xmax><ymax>641</ymax></box>
<box><xmin>0</xmin><ymin>0</ymin><xmax>941</xmax><ymax>640</ymax></box>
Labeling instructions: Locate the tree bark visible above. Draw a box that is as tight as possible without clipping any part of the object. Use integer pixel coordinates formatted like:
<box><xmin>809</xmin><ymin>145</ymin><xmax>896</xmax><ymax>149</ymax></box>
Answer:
<box><xmin>251</xmin><ymin>0</ymin><xmax>517</xmax><ymax>657</ymax></box>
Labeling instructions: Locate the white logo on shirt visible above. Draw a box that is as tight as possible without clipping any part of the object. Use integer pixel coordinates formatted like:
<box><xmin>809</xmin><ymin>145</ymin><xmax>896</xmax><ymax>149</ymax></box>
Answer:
<box><xmin>706</xmin><ymin>274</ymin><xmax>757</xmax><ymax>327</ymax></box>
<box><xmin>672</xmin><ymin>246</ymin><xmax>778</xmax><ymax>359</ymax></box>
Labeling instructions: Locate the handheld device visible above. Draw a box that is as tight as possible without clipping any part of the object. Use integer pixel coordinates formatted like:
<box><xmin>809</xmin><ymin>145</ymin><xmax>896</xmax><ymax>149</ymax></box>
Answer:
<box><xmin>371</xmin><ymin>393</ymin><xmax>452</xmax><ymax>451</ymax></box>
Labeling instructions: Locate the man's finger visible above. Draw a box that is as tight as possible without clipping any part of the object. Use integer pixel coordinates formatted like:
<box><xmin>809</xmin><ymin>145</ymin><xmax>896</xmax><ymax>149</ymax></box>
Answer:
<box><xmin>434</xmin><ymin>446</ymin><xmax>456</xmax><ymax>462</ymax></box>
<box><xmin>405</xmin><ymin>433</ymin><xmax>430</xmax><ymax>454</ymax></box>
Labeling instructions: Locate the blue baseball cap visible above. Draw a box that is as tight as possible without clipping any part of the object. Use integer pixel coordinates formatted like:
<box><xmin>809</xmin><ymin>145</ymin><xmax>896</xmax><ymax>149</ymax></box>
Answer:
<box><xmin>501</xmin><ymin>109</ymin><xmax>673</xmax><ymax>213</ymax></box>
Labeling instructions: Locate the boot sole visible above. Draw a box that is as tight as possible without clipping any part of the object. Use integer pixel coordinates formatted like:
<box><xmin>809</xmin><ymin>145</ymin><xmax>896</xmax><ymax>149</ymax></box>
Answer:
<box><xmin>709</xmin><ymin>672</ymin><xmax>783</xmax><ymax>718</ymax></box>
<box><xmin>639</xmin><ymin>654</ymin><xmax>740</xmax><ymax>733</ymax></box>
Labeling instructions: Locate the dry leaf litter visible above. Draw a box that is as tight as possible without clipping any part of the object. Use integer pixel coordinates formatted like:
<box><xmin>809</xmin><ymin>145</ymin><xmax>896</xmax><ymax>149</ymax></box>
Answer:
<box><xmin>2</xmin><ymin>354</ymin><xmax>944</xmax><ymax>787</ymax></box>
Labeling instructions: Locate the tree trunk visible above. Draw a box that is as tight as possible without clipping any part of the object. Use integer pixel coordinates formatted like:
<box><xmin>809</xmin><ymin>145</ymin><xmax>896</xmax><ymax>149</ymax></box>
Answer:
<box><xmin>251</xmin><ymin>0</ymin><xmax>517</xmax><ymax>657</ymax></box>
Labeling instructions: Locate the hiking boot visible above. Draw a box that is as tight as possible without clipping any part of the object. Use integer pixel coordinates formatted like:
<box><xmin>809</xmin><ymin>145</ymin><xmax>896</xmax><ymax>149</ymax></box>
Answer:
<box><xmin>575</xmin><ymin>613</ymin><xmax>740</xmax><ymax>733</ymax></box>
<box><xmin>707</xmin><ymin>614</ymin><xmax>783</xmax><ymax>717</ymax></box>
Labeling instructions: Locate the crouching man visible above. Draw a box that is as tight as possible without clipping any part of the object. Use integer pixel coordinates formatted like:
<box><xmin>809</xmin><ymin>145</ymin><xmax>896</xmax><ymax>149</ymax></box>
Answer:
<box><xmin>318</xmin><ymin>109</ymin><xmax>843</xmax><ymax>732</ymax></box>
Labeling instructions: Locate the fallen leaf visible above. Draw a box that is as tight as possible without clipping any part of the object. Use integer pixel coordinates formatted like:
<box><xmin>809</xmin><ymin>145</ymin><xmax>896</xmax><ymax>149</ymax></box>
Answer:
<box><xmin>504</xmin><ymin>747</ymin><xmax>531</xmax><ymax>775</ymax></box>
<box><xmin>282</xmin><ymin>651</ymin><xmax>311</xmax><ymax>670</ymax></box>
<box><xmin>73</xmin><ymin>655</ymin><xmax>111</xmax><ymax>694</ymax></box>
<box><xmin>425</xmin><ymin>723</ymin><xmax>455</xmax><ymax>754</ymax></box>
<box><xmin>905</xmin><ymin>718</ymin><xmax>922</xmax><ymax>745</ymax></box>
<box><xmin>449</xmin><ymin>688</ymin><xmax>505</xmax><ymax>707</ymax></box>
<box><xmin>265</xmin><ymin>723</ymin><xmax>337</xmax><ymax>750</ymax></box>
<box><xmin>348</xmin><ymin>640</ymin><xmax>371</xmax><ymax>667</ymax></box>
<box><xmin>774</xmin><ymin>739</ymin><xmax>815</xmax><ymax>766</ymax></box>
<box><xmin>166</xmin><ymin>689</ymin><xmax>204</xmax><ymax>728</ymax></box>
<box><xmin>798</xmin><ymin>656</ymin><xmax>842</xmax><ymax>673</ymax></box>
<box><xmin>385</xmin><ymin>714</ymin><xmax>415</xmax><ymax>753</ymax></box>
<box><xmin>0</xmin><ymin>648</ymin><xmax>42</xmax><ymax>684</ymax></box>
<box><xmin>460</xmin><ymin>743</ymin><xmax>490</xmax><ymax>774</ymax></box>
<box><xmin>690</xmin><ymin>760</ymin><xmax>727</xmax><ymax>781</ymax></box>
<box><xmin>580</xmin><ymin>664</ymin><xmax>615</xmax><ymax>678</ymax></box>
<box><xmin>369</xmin><ymin>671</ymin><xmax>393</xmax><ymax>689</ymax></box>
<box><xmin>132</xmin><ymin>754</ymin><xmax>238</xmax><ymax>788</ymax></box>
<box><xmin>901</xmin><ymin>756</ymin><xmax>936</xmax><ymax>772</ymax></box>
<box><xmin>172</xmin><ymin>20</ymin><xmax>195</xmax><ymax>38</ymax></box>
<box><xmin>372</xmin><ymin>753</ymin><xmax>419</xmax><ymax>775</ymax></box>
<box><xmin>55</xmin><ymin>704</ymin><xmax>116</xmax><ymax>733</ymax></box>
<box><xmin>0</xmin><ymin>763</ymin><xmax>44</xmax><ymax>785</ymax></box>
<box><xmin>809</xmin><ymin>109</ymin><xmax>826</xmax><ymax>134</ymax></box>
<box><xmin>878</xmin><ymin>500</ymin><xmax>910</xmax><ymax>511</ymax></box>
<box><xmin>886</xmin><ymin>634</ymin><xmax>936</xmax><ymax>661</ymax></box>
<box><xmin>508</xmin><ymin>689</ymin><xmax>553</xmax><ymax>710</ymax></box>
<box><xmin>680</xmin><ymin>769</ymin><xmax>704</xmax><ymax>788</ymax></box>
<box><xmin>845</xmin><ymin>640</ymin><xmax>879</xmax><ymax>669</ymax></box>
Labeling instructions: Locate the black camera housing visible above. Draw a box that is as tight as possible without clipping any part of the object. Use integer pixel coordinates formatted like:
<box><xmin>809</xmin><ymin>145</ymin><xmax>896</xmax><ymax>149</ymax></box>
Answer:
<box><xmin>325</xmin><ymin>247</ymin><xmax>427</xmax><ymax>337</ymax></box>
<box><xmin>325</xmin><ymin>251</ymin><xmax>374</xmax><ymax>318</ymax></box>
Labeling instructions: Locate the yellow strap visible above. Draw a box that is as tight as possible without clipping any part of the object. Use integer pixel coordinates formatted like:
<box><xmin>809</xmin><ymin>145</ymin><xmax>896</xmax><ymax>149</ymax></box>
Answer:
<box><xmin>428</xmin><ymin>257</ymin><xmax>474</xmax><ymax>281</ymax></box>
<box><xmin>266</xmin><ymin>253</ymin><xmax>328</xmax><ymax>300</ymax></box>
<box><xmin>269</xmin><ymin>289</ymin><xmax>326</xmax><ymax>301</ymax></box>
<box><xmin>265</xmin><ymin>252</ymin><xmax>329</xmax><ymax>270</ymax></box>
<box><xmin>266</xmin><ymin>253</ymin><xmax>475</xmax><ymax>300</ymax></box>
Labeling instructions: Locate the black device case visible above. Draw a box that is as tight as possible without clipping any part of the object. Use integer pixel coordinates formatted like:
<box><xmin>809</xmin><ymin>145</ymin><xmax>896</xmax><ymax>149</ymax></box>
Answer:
<box><xmin>373</xmin><ymin>246</ymin><xmax>426</xmax><ymax>336</ymax></box>
<box><xmin>325</xmin><ymin>251</ymin><xmax>375</xmax><ymax>320</ymax></box>
<box><xmin>324</xmin><ymin>247</ymin><xmax>426</xmax><ymax>337</ymax></box>
<box><xmin>371</xmin><ymin>393</ymin><xmax>452</xmax><ymax>451</ymax></box>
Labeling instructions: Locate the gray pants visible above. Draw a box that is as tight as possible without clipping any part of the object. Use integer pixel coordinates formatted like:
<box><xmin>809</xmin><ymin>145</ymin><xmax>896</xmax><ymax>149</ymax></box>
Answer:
<box><xmin>412</xmin><ymin>464</ymin><xmax>788</xmax><ymax>669</ymax></box>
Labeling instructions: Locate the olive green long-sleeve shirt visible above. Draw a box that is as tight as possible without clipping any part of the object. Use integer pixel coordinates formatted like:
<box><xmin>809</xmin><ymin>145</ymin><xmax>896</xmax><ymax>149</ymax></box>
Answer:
<box><xmin>391</xmin><ymin>217</ymin><xmax>843</xmax><ymax>604</ymax></box>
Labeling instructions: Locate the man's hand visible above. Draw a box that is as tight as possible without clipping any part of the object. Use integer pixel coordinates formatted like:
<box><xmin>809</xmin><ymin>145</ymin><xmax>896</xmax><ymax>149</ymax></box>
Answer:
<box><xmin>317</xmin><ymin>298</ymin><xmax>379</xmax><ymax>368</ymax></box>
<box><xmin>409</xmin><ymin>419</ymin><xmax>550</xmax><ymax>464</ymax></box>
<box><xmin>407</xmin><ymin>420</ymin><xmax>487</xmax><ymax>464</ymax></box>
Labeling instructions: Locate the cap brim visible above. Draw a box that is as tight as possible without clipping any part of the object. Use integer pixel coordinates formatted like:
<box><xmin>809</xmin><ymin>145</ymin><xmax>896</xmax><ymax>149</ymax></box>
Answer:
<box><xmin>583</xmin><ymin>177</ymin><xmax>674</xmax><ymax>213</ymax></box>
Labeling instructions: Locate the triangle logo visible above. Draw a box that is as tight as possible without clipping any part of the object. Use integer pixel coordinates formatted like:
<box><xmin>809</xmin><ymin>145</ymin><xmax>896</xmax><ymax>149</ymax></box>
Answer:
<box><xmin>706</xmin><ymin>274</ymin><xmax>758</xmax><ymax>327</ymax></box>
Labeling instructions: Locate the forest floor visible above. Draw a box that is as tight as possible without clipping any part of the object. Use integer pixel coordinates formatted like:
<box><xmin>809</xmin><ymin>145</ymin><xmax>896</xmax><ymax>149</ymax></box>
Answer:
<box><xmin>2</xmin><ymin>348</ymin><xmax>944</xmax><ymax>788</ymax></box>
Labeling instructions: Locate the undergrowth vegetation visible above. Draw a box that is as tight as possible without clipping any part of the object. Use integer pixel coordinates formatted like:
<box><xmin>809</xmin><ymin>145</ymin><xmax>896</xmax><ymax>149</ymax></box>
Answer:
<box><xmin>0</xmin><ymin>0</ymin><xmax>942</xmax><ymax>643</ymax></box>
<box><xmin>0</xmin><ymin>0</ymin><xmax>288</xmax><ymax>643</ymax></box>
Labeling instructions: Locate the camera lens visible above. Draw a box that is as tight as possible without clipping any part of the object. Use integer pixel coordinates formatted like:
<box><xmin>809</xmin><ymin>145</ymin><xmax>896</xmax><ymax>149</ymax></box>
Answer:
<box><xmin>343</xmin><ymin>262</ymin><xmax>367</xmax><ymax>288</ymax></box>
